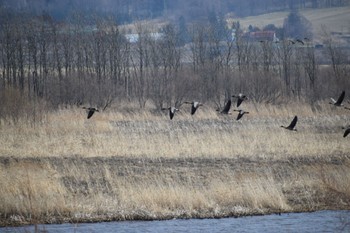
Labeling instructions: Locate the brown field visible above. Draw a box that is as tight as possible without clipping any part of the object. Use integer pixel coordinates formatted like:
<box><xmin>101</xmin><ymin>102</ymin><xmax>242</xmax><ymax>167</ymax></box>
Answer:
<box><xmin>0</xmin><ymin>101</ymin><xmax>350</xmax><ymax>226</ymax></box>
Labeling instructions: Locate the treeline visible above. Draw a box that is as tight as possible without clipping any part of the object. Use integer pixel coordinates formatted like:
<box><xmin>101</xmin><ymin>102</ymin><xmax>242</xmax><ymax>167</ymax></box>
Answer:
<box><xmin>0</xmin><ymin>11</ymin><xmax>349</xmax><ymax>122</ymax></box>
<box><xmin>1</xmin><ymin>0</ymin><xmax>350</xmax><ymax>22</ymax></box>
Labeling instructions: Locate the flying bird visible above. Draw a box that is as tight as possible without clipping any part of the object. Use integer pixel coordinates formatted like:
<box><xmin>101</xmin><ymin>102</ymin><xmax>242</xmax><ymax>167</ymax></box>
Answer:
<box><xmin>233</xmin><ymin>110</ymin><xmax>249</xmax><ymax>121</ymax></box>
<box><xmin>296</xmin><ymin>39</ymin><xmax>304</xmax><ymax>45</ymax></box>
<box><xmin>216</xmin><ymin>99</ymin><xmax>232</xmax><ymax>114</ymax></box>
<box><xmin>162</xmin><ymin>107</ymin><xmax>179</xmax><ymax>120</ymax></box>
<box><xmin>82</xmin><ymin>107</ymin><xmax>99</xmax><ymax>119</ymax></box>
<box><xmin>344</xmin><ymin>127</ymin><xmax>350</xmax><ymax>138</ymax></box>
<box><xmin>281</xmin><ymin>116</ymin><xmax>298</xmax><ymax>131</ymax></box>
<box><xmin>329</xmin><ymin>91</ymin><xmax>345</xmax><ymax>107</ymax></box>
<box><xmin>232</xmin><ymin>93</ymin><xmax>248</xmax><ymax>107</ymax></box>
<box><xmin>184</xmin><ymin>101</ymin><xmax>203</xmax><ymax>115</ymax></box>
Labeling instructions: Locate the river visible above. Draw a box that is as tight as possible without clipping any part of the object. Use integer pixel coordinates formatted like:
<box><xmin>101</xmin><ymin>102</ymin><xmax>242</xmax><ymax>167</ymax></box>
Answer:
<box><xmin>1</xmin><ymin>210</ymin><xmax>349</xmax><ymax>233</ymax></box>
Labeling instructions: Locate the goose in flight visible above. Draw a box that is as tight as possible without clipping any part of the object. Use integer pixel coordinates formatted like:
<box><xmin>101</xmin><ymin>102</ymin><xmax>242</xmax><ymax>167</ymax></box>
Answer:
<box><xmin>329</xmin><ymin>91</ymin><xmax>345</xmax><ymax>107</ymax></box>
<box><xmin>232</xmin><ymin>93</ymin><xmax>248</xmax><ymax>107</ymax></box>
<box><xmin>296</xmin><ymin>39</ymin><xmax>304</xmax><ymax>45</ymax></box>
<box><xmin>184</xmin><ymin>101</ymin><xmax>203</xmax><ymax>115</ymax></box>
<box><xmin>233</xmin><ymin>110</ymin><xmax>249</xmax><ymax>121</ymax></box>
<box><xmin>281</xmin><ymin>116</ymin><xmax>298</xmax><ymax>131</ymax></box>
<box><xmin>162</xmin><ymin>107</ymin><xmax>179</xmax><ymax>120</ymax></box>
<box><xmin>82</xmin><ymin>107</ymin><xmax>99</xmax><ymax>119</ymax></box>
<box><xmin>216</xmin><ymin>99</ymin><xmax>232</xmax><ymax>114</ymax></box>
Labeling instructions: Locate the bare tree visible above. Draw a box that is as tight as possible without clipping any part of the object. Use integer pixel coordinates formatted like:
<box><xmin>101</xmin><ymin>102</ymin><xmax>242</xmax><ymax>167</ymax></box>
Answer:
<box><xmin>130</xmin><ymin>22</ymin><xmax>152</xmax><ymax>108</ymax></box>
<box><xmin>259</xmin><ymin>41</ymin><xmax>274</xmax><ymax>73</ymax></box>
<box><xmin>303</xmin><ymin>41</ymin><xmax>318</xmax><ymax>95</ymax></box>
<box><xmin>235</xmin><ymin>30</ymin><xmax>252</xmax><ymax>72</ymax></box>
<box><xmin>276</xmin><ymin>39</ymin><xmax>294</xmax><ymax>95</ymax></box>
<box><xmin>189</xmin><ymin>23</ymin><xmax>208</xmax><ymax>72</ymax></box>
<box><xmin>150</xmin><ymin>23</ymin><xmax>181</xmax><ymax>108</ymax></box>
<box><xmin>322</xmin><ymin>28</ymin><xmax>349</xmax><ymax>81</ymax></box>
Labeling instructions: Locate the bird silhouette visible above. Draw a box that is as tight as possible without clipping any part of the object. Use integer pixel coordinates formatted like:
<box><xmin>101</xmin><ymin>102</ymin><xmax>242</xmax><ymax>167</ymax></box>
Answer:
<box><xmin>216</xmin><ymin>99</ymin><xmax>232</xmax><ymax>114</ymax></box>
<box><xmin>184</xmin><ymin>101</ymin><xmax>203</xmax><ymax>115</ymax></box>
<box><xmin>161</xmin><ymin>107</ymin><xmax>179</xmax><ymax>120</ymax></box>
<box><xmin>232</xmin><ymin>93</ymin><xmax>248</xmax><ymax>107</ymax></box>
<box><xmin>296</xmin><ymin>39</ymin><xmax>304</xmax><ymax>45</ymax></box>
<box><xmin>281</xmin><ymin>116</ymin><xmax>298</xmax><ymax>131</ymax></box>
<box><xmin>344</xmin><ymin>127</ymin><xmax>350</xmax><ymax>138</ymax></box>
<box><xmin>234</xmin><ymin>110</ymin><xmax>249</xmax><ymax>121</ymax></box>
<box><xmin>329</xmin><ymin>91</ymin><xmax>345</xmax><ymax>107</ymax></box>
<box><xmin>82</xmin><ymin>107</ymin><xmax>99</xmax><ymax>119</ymax></box>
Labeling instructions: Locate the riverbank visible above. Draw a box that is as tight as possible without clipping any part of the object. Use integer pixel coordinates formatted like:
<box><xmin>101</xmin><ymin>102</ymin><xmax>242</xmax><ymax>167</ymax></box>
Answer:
<box><xmin>1</xmin><ymin>154</ymin><xmax>350</xmax><ymax>227</ymax></box>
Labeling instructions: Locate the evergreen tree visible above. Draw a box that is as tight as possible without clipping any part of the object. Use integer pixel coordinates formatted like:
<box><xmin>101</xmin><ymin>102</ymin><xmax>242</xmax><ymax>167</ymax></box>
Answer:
<box><xmin>177</xmin><ymin>16</ymin><xmax>189</xmax><ymax>45</ymax></box>
<box><xmin>283</xmin><ymin>9</ymin><xmax>313</xmax><ymax>39</ymax></box>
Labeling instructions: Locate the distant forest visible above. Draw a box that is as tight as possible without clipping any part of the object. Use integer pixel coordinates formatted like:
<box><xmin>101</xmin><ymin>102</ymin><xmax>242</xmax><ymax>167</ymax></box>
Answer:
<box><xmin>0</xmin><ymin>0</ymin><xmax>349</xmax><ymax>122</ymax></box>
<box><xmin>1</xmin><ymin>0</ymin><xmax>350</xmax><ymax>23</ymax></box>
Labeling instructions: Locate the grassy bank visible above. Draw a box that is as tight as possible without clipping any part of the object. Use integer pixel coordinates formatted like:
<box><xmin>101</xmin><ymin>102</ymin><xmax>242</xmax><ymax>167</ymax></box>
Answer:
<box><xmin>0</xmin><ymin>101</ymin><xmax>349</xmax><ymax>226</ymax></box>
<box><xmin>1</xmin><ymin>155</ymin><xmax>350</xmax><ymax>226</ymax></box>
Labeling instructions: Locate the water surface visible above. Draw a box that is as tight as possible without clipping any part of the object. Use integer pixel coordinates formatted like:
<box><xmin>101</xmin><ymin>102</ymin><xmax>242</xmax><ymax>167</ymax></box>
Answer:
<box><xmin>1</xmin><ymin>210</ymin><xmax>349</xmax><ymax>233</ymax></box>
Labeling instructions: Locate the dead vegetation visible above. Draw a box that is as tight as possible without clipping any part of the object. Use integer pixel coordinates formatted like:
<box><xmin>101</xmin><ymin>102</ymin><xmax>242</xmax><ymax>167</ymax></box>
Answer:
<box><xmin>0</xmin><ymin>102</ymin><xmax>349</xmax><ymax>226</ymax></box>
<box><xmin>0</xmin><ymin>155</ymin><xmax>349</xmax><ymax>226</ymax></box>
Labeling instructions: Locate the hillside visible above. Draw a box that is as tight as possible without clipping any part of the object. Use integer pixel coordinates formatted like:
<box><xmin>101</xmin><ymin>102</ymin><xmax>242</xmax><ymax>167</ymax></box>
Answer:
<box><xmin>1</xmin><ymin>0</ymin><xmax>349</xmax><ymax>24</ymax></box>
<box><xmin>231</xmin><ymin>6</ymin><xmax>350</xmax><ymax>38</ymax></box>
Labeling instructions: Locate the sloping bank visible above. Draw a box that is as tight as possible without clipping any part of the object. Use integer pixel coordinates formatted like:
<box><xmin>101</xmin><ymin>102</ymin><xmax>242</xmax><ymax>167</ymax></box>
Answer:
<box><xmin>1</xmin><ymin>154</ymin><xmax>350</xmax><ymax>226</ymax></box>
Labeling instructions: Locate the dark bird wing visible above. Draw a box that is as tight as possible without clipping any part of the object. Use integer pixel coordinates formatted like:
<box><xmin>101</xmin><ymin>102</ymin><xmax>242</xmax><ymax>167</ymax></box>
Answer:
<box><xmin>344</xmin><ymin>128</ymin><xmax>350</xmax><ymax>138</ymax></box>
<box><xmin>296</xmin><ymin>39</ymin><xmax>304</xmax><ymax>45</ymax></box>
<box><xmin>237</xmin><ymin>98</ymin><xmax>243</xmax><ymax>107</ymax></box>
<box><xmin>87</xmin><ymin>110</ymin><xmax>95</xmax><ymax>119</ymax></box>
<box><xmin>222</xmin><ymin>99</ymin><xmax>232</xmax><ymax>113</ymax></box>
<box><xmin>169</xmin><ymin>110</ymin><xmax>174</xmax><ymax>119</ymax></box>
<box><xmin>236</xmin><ymin>112</ymin><xmax>243</xmax><ymax>120</ymax></box>
<box><xmin>191</xmin><ymin>105</ymin><xmax>197</xmax><ymax>115</ymax></box>
<box><xmin>169</xmin><ymin>107</ymin><xmax>177</xmax><ymax>120</ymax></box>
<box><xmin>287</xmin><ymin>116</ymin><xmax>298</xmax><ymax>129</ymax></box>
<box><xmin>336</xmin><ymin>91</ymin><xmax>345</xmax><ymax>105</ymax></box>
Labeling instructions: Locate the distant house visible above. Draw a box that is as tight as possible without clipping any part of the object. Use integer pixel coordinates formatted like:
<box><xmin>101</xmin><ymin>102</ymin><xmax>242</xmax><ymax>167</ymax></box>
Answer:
<box><xmin>244</xmin><ymin>31</ymin><xmax>279</xmax><ymax>42</ymax></box>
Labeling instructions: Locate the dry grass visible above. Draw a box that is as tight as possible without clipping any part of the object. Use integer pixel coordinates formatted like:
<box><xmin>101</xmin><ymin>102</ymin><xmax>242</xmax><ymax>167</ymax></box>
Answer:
<box><xmin>0</xmin><ymin>101</ymin><xmax>348</xmax><ymax>159</ymax></box>
<box><xmin>1</xmin><ymin>154</ymin><xmax>349</xmax><ymax>226</ymax></box>
<box><xmin>0</xmin><ymin>101</ymin><xmax>349</xmax><ymax>226</ymax></box>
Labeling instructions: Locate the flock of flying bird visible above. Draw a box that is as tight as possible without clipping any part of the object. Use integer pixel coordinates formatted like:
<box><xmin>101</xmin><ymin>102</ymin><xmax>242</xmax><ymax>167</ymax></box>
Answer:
<box><xmin>82</xmin><ymin>91</ymin><xmax>350</xmax><ymax>138</ymax></box>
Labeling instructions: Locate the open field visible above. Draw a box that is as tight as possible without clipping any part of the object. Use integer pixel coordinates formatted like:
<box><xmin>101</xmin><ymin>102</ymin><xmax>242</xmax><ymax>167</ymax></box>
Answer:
<box><xmin>1</xmin><ymin>101</ymin><xmax>349</xmax><ymax>159</ymax></box>
<box><xmin>230</xmin><ymin>6</ymin><xmax>350</xmax><ymax>37</ymax></box>
<box><xmin>0</xmin><ymin>101</ymin><xmax>350</xmax><ymax>226</ymax></box>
